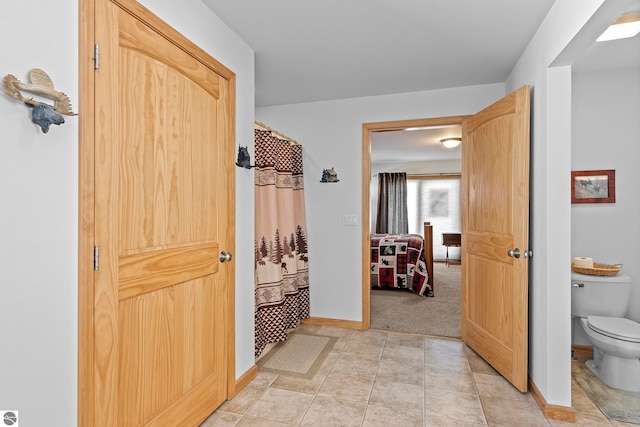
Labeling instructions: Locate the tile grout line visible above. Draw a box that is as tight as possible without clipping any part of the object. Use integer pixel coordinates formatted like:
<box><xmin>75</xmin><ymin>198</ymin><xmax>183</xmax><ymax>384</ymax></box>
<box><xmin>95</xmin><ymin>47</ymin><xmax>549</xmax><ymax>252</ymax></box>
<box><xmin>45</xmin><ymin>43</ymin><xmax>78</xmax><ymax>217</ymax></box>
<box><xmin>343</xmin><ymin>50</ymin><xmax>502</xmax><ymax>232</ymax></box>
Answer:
<box><xmin>467</xmin><ymin>353</ymin><xmax>491</xmax><ymax>426</ymax></box>
<box><xmin>296</xmin><ymin>337</ymin><xmax>340</xmax><ymax>427</ymax></box>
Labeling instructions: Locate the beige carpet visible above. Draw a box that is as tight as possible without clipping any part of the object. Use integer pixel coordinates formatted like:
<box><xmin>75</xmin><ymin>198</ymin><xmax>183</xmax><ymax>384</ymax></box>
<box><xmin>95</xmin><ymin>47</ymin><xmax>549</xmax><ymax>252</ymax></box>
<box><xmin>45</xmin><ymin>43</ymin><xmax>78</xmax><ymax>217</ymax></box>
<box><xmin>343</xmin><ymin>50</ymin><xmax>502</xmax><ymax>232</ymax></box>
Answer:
<box><xmin>257</xmin><ymin>332</ymin><xmax>337</xmax><ymax>379</ymax></box>
<box><xmin>370</xmin><ymin>262</ymin><xmax>460</xmax><ymax>338</ymax></box>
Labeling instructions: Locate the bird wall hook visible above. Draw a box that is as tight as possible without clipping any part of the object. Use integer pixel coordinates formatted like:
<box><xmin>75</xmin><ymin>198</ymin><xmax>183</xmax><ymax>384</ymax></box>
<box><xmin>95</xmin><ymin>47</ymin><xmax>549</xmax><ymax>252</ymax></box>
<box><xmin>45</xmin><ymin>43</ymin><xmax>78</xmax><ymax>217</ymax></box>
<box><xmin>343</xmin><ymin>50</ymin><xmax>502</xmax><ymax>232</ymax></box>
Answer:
<box><xmin>2</xmin><ymin>69</ymin><xmax>77</xmax><ymax>133</ymax></box>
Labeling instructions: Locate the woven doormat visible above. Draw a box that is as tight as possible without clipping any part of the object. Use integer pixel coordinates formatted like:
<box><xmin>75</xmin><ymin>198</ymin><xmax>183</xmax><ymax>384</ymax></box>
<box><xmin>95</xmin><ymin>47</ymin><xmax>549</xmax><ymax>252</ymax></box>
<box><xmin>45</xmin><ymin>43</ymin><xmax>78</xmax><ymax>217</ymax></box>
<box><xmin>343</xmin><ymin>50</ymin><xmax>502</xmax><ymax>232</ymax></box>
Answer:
<box><xmin>257</xmin><ymin>332</ymin><xmax>337</xmax><ymax>380</ymax></box>
<box><xmin>573</xmin><ymin>371</ymin><xmax>640</xmax><ymax>424</ymax></box>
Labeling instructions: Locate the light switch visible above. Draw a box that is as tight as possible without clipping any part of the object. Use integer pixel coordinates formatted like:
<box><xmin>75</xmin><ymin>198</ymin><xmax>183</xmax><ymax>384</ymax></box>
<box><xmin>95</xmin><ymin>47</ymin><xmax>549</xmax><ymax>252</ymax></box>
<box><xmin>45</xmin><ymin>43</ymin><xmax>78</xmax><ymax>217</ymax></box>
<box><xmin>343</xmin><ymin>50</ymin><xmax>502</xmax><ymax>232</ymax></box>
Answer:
<box><xmin>342</xmin><ymin>214</ymin><xmax>358</xmax><ymax>226</ymax></box>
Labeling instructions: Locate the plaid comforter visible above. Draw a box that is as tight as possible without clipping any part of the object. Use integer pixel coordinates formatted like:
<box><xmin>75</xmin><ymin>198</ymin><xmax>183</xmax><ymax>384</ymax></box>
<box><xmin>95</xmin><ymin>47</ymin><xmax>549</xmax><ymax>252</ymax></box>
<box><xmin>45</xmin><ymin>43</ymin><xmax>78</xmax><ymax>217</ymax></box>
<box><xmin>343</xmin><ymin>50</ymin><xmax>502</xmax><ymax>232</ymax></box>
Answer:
<box><xmin>370</xmin><ymin>234</ymin><xmax>433</xmax><ymax>297</ymax></box>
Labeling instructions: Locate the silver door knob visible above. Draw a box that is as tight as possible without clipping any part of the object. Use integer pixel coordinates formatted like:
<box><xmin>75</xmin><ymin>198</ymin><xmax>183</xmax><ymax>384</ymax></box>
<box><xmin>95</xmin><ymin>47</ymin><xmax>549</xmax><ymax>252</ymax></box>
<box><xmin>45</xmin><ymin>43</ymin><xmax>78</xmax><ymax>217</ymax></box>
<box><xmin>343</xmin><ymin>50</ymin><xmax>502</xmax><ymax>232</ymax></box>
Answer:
<box><xmin>507</xmin><ymin>248</ymin><xmax>521</xmax><ymax>258</ymax></box>
<box><xmin>219</xmin><ymin>251</ymin><xmax>233</xmax><ymax>262</ymax></box>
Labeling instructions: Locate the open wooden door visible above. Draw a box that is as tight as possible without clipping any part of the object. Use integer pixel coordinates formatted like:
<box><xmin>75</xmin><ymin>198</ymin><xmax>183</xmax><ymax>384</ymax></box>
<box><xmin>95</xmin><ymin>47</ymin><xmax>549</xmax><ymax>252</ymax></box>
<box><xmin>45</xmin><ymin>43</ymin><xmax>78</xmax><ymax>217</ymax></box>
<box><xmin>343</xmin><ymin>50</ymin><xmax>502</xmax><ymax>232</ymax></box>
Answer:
<box><xmin>79</xmin><ymin>0</ymin><xmax>235</xmax><ymax>425</ymax></box>
<box><xmin>461</xmin><ymin>86</ymin><xmax>530</xmax><ymax>392</ymax></box>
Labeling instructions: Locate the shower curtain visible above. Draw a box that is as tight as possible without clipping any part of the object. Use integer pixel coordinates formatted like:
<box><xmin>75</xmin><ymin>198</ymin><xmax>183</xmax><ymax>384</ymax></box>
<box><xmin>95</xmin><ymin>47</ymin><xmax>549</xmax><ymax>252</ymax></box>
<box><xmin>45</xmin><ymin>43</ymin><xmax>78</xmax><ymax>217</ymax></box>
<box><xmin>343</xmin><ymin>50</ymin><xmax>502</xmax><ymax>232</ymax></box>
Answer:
<box><xmin>254</xmin><ymin>124</ymin><xmax>310</xmax><ymax>357</ymax></box>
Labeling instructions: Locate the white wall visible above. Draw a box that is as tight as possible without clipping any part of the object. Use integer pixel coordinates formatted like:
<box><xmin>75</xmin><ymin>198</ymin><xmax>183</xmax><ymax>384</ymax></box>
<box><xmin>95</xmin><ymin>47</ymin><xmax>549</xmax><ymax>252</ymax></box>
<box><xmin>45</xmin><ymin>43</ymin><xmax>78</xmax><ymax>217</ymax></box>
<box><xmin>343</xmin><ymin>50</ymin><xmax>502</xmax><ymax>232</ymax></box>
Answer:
<box><xmin>0</xmin><ymin>1</ymin><xmax>254</xmax><ymax>425</ymax></box>
<box><xmin>256</xmin><ymin>84</ymin><xmax>503</xmax><ymax>322</ymax></box>
<box><xmin>571</xmin><ymin>67</ymin><xmax>640</xmax><ymax>344</ymax></box>
<box><xmin>0</xmin><ymin>2</ymin><xmax>79</xmax><ymax>424</ymax></box>
<box><xmin>505</xmin><ymin>0</ymin><xmax>634</xmax><ymax>408</ymax></box>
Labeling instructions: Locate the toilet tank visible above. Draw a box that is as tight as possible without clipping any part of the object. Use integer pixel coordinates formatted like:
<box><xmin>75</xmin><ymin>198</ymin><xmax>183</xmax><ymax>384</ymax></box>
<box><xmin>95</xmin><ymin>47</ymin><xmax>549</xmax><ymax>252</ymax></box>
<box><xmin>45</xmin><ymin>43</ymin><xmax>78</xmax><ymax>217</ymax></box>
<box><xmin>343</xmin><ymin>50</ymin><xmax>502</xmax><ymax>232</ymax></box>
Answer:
<box><xmin>571</xmin><ymin>272</ymin><xmax>631</xmax><ymax>318</ymax></box>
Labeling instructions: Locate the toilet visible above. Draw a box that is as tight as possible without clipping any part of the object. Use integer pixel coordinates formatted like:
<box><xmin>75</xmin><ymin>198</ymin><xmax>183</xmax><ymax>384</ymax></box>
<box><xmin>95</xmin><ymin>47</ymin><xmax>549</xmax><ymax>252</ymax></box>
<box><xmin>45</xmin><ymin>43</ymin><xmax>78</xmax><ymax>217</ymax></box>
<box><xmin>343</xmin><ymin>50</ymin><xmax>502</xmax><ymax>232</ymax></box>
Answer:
<box><xmin>571</xmin><ymin>271</ymin><xmax>640</xmax><ymax>392</ymax></box>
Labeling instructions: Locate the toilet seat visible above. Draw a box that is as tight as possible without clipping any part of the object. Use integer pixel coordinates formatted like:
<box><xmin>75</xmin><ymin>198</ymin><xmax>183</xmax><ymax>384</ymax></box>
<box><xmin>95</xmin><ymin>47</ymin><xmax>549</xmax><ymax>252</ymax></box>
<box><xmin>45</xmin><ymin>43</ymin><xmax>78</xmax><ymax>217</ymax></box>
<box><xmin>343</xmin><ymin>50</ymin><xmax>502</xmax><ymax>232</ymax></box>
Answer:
<box><xmin>587</xmin><ymin>315</ymin><xmax>640</xmax><ymax>343</ymax></box>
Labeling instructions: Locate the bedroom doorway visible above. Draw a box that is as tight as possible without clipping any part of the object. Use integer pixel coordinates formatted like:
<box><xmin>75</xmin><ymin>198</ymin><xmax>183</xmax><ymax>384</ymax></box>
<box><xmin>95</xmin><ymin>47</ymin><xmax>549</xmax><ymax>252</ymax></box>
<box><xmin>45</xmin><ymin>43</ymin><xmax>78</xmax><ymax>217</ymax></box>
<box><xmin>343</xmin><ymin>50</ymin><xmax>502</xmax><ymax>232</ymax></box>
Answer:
<box><xmin>361</xmin><ymin>116</ymin><xmax>468</xmax><ymax>337</ymax></box>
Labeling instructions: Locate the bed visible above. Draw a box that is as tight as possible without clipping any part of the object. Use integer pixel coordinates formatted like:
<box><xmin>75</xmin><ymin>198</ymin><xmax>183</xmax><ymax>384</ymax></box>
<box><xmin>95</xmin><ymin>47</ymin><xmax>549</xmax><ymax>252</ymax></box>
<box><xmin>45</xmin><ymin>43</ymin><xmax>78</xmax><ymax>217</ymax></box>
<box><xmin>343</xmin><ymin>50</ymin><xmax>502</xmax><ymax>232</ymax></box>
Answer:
<box><xmin>370</xmin><ymin>224</ymin><xmax>434</xmax><ymax>297</ymax></box>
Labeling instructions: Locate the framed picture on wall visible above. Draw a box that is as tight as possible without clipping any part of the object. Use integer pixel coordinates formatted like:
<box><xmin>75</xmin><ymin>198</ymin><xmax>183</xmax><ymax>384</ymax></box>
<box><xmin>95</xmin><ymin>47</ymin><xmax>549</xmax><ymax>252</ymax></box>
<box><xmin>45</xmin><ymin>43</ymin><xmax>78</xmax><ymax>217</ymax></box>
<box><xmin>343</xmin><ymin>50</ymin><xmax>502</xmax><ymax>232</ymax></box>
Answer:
<box><xmin>571</xmin><ymin>169</ymin><xmax>615</xmax><ymax>204</ymax></box>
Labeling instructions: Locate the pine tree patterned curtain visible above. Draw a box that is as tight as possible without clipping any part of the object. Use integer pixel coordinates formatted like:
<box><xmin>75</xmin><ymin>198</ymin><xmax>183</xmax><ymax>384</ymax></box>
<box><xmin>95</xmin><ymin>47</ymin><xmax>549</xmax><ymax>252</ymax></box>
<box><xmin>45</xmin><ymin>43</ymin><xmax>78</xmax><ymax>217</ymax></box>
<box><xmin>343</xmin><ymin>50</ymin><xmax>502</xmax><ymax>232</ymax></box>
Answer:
<box><xmin>254</xmin><ymin>125</ymin><xmax>310</xmax><ymax>357</ymax></box>
<box><xmin>375</xmin><ymin>172</ymin><xmax>409</xmax><ymax>234</ymax></box>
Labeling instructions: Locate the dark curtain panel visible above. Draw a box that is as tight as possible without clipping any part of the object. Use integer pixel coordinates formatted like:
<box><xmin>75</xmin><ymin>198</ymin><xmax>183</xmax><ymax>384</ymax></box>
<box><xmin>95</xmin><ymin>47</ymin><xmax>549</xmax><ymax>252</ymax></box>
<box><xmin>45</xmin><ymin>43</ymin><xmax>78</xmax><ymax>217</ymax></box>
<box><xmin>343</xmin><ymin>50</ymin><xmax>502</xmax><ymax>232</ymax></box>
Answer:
<box><xmin>375</xmin><ymin>172</ymin><xmax>409</xmax><ymax>234</ymax></box>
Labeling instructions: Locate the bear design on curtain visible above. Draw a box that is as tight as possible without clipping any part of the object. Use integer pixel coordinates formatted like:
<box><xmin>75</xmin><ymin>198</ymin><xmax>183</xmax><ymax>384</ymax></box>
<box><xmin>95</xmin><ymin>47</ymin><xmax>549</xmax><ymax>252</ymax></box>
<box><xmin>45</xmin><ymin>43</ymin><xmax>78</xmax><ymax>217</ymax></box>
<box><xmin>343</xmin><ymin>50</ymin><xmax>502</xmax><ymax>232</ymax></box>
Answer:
<box><xmin>254</xmin><ymin>126</ymin><xmax>310</xmax><ymax>357</ymax></box>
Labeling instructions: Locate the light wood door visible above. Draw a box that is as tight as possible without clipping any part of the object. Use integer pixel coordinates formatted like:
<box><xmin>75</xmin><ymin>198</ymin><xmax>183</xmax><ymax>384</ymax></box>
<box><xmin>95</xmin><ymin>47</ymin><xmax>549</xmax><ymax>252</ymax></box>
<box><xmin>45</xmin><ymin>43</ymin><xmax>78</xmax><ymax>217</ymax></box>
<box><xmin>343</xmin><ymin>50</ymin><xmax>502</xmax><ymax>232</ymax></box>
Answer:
<box><xmin>84</xmin><ymin>0</ymin><xmax>235</xmax><ymax>424</ymax></box>
<box><xmin>461</xmin><ymin>86</ymin><xmax>530</xmax><ymax>392</ymax></box>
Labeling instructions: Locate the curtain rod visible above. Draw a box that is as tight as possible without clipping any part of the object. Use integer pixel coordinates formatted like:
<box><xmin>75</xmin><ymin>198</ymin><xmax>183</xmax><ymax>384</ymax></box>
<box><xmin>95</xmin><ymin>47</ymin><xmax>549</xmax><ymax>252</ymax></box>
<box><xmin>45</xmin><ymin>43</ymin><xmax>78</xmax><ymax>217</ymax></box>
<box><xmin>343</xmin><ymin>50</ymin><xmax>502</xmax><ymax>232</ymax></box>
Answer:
<box><xmin>254</xmin><ymin>121</ymin><xmax>299</xmax><ymax>145</ymax></box>
<box><xmin>372</xmin><ymin>172</ymin><xmax>460</xmax><ymax>178</ymax></box>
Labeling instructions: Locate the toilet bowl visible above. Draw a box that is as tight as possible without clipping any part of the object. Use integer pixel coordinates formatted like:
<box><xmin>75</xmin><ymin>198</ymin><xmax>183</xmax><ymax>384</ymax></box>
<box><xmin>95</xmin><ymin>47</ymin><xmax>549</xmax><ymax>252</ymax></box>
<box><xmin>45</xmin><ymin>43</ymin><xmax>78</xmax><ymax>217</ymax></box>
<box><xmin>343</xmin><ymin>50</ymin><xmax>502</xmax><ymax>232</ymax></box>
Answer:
<box><xmin>571</xmin><ymin>272</ymin><xmax>640</xmax><ymax>392</ymax></box>
<box><xmin>580</xmin><ymin>316</ymin><xmax>640</xmax><ymax>392</ymax></box>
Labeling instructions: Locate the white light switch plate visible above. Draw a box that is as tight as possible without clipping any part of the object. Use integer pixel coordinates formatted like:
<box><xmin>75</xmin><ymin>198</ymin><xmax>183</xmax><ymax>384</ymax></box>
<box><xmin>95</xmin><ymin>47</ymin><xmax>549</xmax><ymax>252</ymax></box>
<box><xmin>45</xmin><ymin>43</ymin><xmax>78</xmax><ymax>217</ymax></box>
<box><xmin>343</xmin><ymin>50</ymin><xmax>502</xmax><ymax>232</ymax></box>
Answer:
<box><xmin>342</xmin><ymin>214</ymin><xmax>358</xmax><ymax>226</ymax></box>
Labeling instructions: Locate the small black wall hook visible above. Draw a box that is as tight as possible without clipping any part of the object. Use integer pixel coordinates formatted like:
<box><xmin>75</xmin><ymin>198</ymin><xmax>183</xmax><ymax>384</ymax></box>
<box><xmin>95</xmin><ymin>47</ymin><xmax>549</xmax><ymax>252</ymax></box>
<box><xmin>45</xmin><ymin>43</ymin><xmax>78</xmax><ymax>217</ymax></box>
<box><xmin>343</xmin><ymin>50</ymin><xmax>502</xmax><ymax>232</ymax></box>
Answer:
<box><xmin>320</xmin><ymin>167</ymin><xmax>339</xmax><ymax>182</ymax></box>
<box><xmin>236</xmin><ymin>146</ymin><xmax>255</xmax><ymax>169</ymax></box>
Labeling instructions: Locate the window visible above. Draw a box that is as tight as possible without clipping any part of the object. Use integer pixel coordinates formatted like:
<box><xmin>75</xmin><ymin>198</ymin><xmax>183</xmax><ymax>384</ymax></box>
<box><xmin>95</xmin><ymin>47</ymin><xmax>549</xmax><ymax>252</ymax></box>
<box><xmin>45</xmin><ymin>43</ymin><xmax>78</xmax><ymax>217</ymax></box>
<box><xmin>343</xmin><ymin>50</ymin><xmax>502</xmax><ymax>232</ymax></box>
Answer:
<box><xmin>407</xmin><ymin>175</ymin><xmax>461</xmax><ymax>261</ymax></box>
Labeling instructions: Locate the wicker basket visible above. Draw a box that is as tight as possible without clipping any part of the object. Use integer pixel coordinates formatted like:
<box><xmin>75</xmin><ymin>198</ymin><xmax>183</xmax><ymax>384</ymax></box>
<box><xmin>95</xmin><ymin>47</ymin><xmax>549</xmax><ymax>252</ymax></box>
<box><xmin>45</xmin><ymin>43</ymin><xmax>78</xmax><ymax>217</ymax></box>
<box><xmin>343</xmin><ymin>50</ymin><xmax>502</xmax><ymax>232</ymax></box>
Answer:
<box><xmin>571</xmin><ymin>262</ymin><xmax>622</xmax><ymax>276</ymax></box>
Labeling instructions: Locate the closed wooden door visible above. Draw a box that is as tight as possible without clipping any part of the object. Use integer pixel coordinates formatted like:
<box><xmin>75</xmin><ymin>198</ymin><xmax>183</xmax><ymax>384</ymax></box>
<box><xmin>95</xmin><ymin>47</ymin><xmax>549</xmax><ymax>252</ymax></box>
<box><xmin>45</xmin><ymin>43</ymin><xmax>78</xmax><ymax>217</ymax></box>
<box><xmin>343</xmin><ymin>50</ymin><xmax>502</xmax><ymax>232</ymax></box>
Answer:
<box><xmin>461</xmin><ymin>86</ymin><xmax>530</xmax><ymax>392</ymax></box>
<box><xmin>81</xmin><ymin>0</ymin><xmax>236</xmax><ymax>424</ymax></box>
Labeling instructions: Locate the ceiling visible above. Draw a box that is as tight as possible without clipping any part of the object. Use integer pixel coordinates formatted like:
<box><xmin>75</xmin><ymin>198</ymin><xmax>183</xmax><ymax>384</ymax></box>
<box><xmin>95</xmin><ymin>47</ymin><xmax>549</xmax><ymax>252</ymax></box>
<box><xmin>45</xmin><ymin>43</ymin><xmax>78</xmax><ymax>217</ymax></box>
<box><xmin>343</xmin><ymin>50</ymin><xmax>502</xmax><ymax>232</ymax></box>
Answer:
<box><xmin>370</xmin><ymin>126</ymin><xmax>462</xmax><ymax>163</ymax></box>
<box><xmin>202</xmin><ymin>0</ymin><xmax>640</xmax><ymax>163</ymax></box>
<box><xmin>202</xmin><ymin>0</ymin><xmax>556</xmax><ymax>107</ymax></box>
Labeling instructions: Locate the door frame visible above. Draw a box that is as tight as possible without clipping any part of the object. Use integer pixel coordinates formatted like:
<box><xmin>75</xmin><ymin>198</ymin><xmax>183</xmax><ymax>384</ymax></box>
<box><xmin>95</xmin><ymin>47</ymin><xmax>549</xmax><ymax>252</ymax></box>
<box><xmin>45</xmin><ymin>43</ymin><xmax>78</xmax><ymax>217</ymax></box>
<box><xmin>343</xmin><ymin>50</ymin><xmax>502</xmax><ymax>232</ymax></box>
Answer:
<box><xmin>361</xmin><ymin>116</ymin><xmax>469</xmax><ymax>329</ymax></box>
<box><xmin>78</xmin><ymin>0</ymin><xmax>236</xmax><ymax>424</ymax></box>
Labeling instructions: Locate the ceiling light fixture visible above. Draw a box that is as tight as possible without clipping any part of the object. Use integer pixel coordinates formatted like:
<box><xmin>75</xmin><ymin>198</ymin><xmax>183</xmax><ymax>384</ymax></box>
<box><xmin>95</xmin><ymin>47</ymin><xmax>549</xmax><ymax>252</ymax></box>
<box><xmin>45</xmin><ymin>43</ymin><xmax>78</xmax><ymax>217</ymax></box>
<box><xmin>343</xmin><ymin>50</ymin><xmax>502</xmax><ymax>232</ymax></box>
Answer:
<box><xmin>440</xmin><ymin>137</ymin><xmax>462</xmax><ymax>148</ymax></box>
<box><xmin>597</xmin><ymin>12</ymin><xmax>640</xmax><ymax>42</ymax></box>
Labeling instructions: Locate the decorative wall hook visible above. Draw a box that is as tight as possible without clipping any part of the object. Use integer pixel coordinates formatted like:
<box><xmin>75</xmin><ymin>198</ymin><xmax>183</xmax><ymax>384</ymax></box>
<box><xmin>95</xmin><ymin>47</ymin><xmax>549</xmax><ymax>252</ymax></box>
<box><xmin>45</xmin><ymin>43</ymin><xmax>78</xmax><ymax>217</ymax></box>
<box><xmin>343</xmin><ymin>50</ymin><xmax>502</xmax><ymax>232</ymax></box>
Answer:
<box><xmin>2</xmin><ymin>69</ymin><xmax>77</xmax><ymax>133</ymax></box>
<box><xmin>235</xmin><ymin>146</ymin><xmax>255</xmax><ymax>169</ymax></box>
<box><xmin>320</xmin><ymin>167</ymin><xmax>339</xmax><ymax>183</ymax></box>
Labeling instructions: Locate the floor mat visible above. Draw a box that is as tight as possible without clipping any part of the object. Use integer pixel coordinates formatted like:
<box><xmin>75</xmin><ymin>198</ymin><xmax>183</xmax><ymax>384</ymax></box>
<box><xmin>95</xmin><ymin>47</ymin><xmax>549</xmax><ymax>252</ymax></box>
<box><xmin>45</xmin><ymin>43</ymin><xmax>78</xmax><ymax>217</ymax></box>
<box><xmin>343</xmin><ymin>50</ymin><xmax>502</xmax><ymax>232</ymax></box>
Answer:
<box><xmin>573</xmin><ymin>370</ymin><xmax>640</xmax><ymax>424</ymax></box>
<box><xmin>257</xmin><ymin>332</ymin><xmax>337</xmax><ymax>380</ymax></box>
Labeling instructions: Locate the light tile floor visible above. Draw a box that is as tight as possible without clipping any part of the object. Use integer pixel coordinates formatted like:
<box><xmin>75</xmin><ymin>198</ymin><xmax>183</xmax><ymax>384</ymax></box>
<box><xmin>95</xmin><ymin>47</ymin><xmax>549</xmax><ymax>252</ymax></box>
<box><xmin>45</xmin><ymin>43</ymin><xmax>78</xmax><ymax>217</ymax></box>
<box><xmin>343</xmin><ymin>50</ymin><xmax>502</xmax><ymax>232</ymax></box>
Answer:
<box><xmin>201</xmin><ymin>325</ymin><xmax>637</xmax><ymax>427</ymax></box>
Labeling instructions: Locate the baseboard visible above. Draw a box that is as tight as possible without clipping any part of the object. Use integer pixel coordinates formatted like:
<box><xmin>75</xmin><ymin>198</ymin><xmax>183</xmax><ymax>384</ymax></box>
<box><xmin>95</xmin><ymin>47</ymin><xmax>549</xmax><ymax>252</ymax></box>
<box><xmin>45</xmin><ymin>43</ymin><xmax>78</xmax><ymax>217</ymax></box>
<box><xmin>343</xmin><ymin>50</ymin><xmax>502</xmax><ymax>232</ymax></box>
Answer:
<box><xmin>301</xmin><ymin>317</ymin><xmax>363</xmax><ymax>330</ymax></box>
<box><xmin>572</xmin><ymin>344</ymin><xmax>594</xmax><ymax>359</ymax></box>
<box><xmin>529</xmin><ymin>378</ymin><xmax>576</xmax><ymax>423</ymax></box>
<box><xmin>228</xmin><ymin>365</ymin><xmax>258</xmax><ymax>400</ymax></box>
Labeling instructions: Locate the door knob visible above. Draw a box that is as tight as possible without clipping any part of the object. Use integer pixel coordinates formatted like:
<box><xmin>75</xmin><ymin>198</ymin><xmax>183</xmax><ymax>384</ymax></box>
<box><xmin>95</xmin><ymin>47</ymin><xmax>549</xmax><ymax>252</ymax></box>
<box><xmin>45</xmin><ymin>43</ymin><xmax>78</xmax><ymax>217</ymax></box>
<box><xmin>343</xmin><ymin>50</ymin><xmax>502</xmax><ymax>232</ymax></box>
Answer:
<box><xmin>507</xmin><ymin>248</ymin><xmax>521</xmax><ymax>258</ymax></box>
<box><xmin>219</xmin><ymin>251</ymin><xmax>233</xmax><ymax>263</ymax></box>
